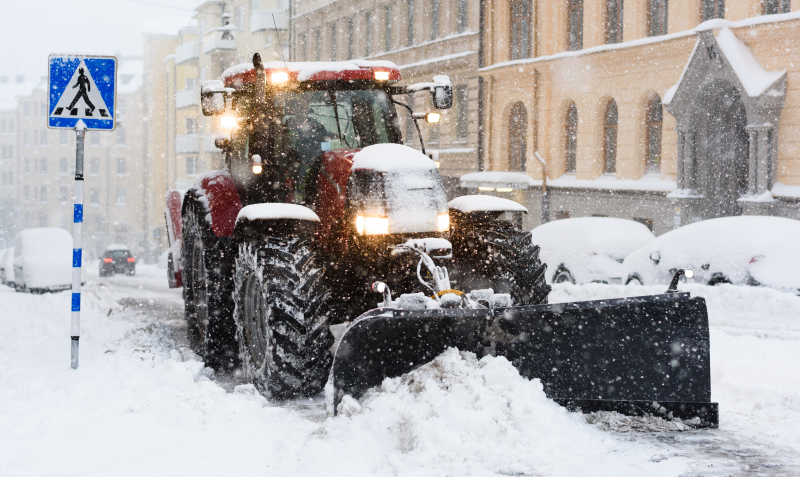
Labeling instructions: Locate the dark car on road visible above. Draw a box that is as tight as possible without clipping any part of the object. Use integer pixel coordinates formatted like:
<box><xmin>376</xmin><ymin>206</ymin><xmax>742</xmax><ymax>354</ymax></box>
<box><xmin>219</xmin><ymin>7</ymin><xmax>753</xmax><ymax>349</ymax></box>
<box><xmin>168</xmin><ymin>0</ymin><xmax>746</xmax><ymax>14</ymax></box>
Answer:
<box><xmin>99</xmin><ymin>244</ymin><xmax>136</xmax><ymax>276</ymax></box>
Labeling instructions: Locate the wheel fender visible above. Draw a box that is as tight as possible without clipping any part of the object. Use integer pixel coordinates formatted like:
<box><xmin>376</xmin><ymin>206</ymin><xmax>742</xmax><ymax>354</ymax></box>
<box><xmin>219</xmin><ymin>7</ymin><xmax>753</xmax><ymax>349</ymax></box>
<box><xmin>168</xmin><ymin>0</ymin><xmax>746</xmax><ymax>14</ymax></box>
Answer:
<box><xmin>233</xmin><ymin>203</ymin><xmax>321</xmax><ymax>240</ymax></box>
<box><xmin>448</xmin><ymin>195</ymin><xmax>528</xmax><ymax>214</ymax></box>
<box><xmin>192</xmin><ymin>169</ymin><xmax>243</xmax><ymax>238</ymax></box>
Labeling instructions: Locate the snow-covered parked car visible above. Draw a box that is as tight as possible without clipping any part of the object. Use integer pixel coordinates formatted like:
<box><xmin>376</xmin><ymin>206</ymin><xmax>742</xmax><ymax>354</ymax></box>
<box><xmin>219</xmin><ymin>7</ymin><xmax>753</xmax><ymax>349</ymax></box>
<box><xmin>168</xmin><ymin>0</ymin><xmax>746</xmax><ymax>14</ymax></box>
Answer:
<box><xmin>0</xmin><ymin>247</ymin><xmax>13</xmax><ymax>285</ymax></box>
<box><xmin>624</xmin><ymin>216</ymin><xmax>800</xmax><ymax>294</ymax></box>
<box><xmin>530</xmin><ymin>217</ymin><xmax>655</xmax><ymax>284</ymax></box>
<box><xmin>9</xmin><ymin>228</ymin><xmax>73</xmax><ymax>293</ymax></box>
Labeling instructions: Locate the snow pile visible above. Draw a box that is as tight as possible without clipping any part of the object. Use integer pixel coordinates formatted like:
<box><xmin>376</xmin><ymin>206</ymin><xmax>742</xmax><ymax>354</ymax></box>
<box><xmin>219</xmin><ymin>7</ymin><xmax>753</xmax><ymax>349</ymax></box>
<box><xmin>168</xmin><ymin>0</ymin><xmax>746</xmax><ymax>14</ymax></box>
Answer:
<box><xmin>351</xmin><ymin>143</ymin><xmax>437</xmax><ymax>172</ymax></box>
<box><xmin>448</xmin><ymin>194</ymin><xmax>528</xmax><ymax>213</ymax></box>
<box><xmin>324</xmin><ymin>348</ymin><xmax>681</xmax><ymax>476</ymax></box>
<box><xmin>585</xmin><ymin>411</ymin><xmax>692</xmax><ymax>432</ymax></box>
<box><xmin>236</xmin><ymin>203</ymin><xmax>320</xmax><ymax>222</ymax></box>
<box><xmin>459</xmin><ymin>170</ymin><xmax>539</xmax><ymax>187</ymax></box>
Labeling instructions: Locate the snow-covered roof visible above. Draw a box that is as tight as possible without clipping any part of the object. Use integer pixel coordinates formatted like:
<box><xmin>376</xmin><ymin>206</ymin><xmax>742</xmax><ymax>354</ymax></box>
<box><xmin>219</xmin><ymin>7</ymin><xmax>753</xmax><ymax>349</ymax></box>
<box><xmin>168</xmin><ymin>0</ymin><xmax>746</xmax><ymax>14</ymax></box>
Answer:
<box><xmin>105</xmin><ymin>244</ymin><xmax>130</xmax><ymax>251</ymax></box>
<box><xmin>117</xmin><ymin>58</ymin><xmax>144</xmax><ymax>95</ymax></box>
<box><xmin>351</xmin><ymin>144</ymin><xmax>437</xmax><ymax>172</ymax></box>
<box><xmin>714</xmin><ymin>28</ymin><xmax>785</xmax><ymax>97</ymax></box>
<box><xmin>0</xmin><ymin>77</ymin><xmax>44</xmax><ymax>112</ymax></box>
<box><xmin>460</xmin><ymin>171</ymin><xmax>539</xmax><ymax>189</ymax></box>
<box><xmin>481</xmin><ymin>12</ymin><xmax>800</xmax><ymax>73</ymax></box>
<box><xmin>222</xmin><ymin>59</ymin><xmax>399</xmax><ymax>84</ymax></box>
<box><xmin>548</xmin><ymin>173</ymin><xmax>677</xmax><ymax>192</ymax></box>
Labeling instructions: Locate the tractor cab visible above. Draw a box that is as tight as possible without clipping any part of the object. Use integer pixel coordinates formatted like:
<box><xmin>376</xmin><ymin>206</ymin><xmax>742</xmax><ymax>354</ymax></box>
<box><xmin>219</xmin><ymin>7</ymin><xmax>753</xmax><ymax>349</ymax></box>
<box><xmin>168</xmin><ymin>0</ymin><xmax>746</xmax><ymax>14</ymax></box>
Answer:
<box><xmin>201</xmin><ymin>54</ymin><xmax>451</xmax><ymax>210</ymax></box>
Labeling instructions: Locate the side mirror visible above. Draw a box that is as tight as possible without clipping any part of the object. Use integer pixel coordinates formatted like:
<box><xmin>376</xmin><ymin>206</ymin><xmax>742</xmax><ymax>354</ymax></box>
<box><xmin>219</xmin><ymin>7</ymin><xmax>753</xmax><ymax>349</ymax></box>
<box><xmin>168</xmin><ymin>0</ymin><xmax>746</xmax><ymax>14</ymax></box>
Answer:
<box><xmin>649</xmin><ymin>251</ymin><xmax>661</xmax><ymax>264</ymax></box>
<box><xmin>214</xmin><ymin>138</ymin><xmax>231</xmax><ymax>152</ymax></box>
<box><xmin>201</xmin><ymin>80</ymin><xmax>227</xmax><ymax>116</ymax></box>
<box><xmin>431</xmin><ymin>87</ymin><xmax>452</xmax><ymax>110</ymax></box>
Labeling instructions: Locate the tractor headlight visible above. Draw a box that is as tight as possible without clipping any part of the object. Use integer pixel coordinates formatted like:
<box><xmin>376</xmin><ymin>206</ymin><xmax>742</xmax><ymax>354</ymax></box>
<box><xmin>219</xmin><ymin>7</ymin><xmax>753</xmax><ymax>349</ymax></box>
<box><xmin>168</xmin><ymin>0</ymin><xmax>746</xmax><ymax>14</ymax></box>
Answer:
<box><xmin>437</xmin><ymin>213</ymin><xmax>450</xmax><ymax>232</ymax></box>
<box><xmin>356</xmin><ymin>215</ymin><xmax>389</xmax><ymax>235</ymax></box>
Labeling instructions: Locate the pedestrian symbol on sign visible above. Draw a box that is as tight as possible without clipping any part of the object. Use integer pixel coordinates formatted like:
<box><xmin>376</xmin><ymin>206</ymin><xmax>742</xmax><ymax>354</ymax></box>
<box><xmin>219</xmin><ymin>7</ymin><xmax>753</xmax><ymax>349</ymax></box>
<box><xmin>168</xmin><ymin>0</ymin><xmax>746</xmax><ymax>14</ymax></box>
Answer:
<box><xmin>51</xmin><ymin>60</ymin><xmax>111</xmax><ymax>120</ymax></box>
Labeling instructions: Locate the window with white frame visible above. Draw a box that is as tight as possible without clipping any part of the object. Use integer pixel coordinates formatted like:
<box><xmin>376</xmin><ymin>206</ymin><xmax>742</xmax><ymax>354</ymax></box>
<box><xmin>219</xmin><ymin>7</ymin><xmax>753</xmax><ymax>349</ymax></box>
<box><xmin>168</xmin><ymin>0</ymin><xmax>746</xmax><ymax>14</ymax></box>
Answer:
<box><xmin>186</xmin><ymin>156</ymin><xmax>198</xmax><ymax>175</ymax></box>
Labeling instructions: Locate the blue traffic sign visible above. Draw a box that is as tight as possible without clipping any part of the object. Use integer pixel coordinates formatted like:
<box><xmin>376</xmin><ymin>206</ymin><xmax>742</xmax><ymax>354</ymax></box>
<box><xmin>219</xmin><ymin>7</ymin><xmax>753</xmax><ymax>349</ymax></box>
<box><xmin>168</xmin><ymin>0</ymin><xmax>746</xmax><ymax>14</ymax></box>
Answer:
<box><xmin>48</xmin><ymin>55</ymin><xmax>117</xmax><ymax>130</ymax></box>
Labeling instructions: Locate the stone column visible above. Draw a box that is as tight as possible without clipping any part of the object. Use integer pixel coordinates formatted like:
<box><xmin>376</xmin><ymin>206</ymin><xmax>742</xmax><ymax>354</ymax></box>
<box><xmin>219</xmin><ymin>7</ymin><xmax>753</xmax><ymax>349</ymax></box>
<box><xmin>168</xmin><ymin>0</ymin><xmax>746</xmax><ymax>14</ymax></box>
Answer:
<box><xmin>745</xmin><ymin>124</ymin><xmax>773</xmax><ymax>196</ymax></box>
<box><xmin>676</xmin><ymin>130</ymin><xmax>685</xmax><ymax>189</ymax></box>
<box><xmin>745</xmin><ymin>125</ymin><xmax>759</xmax><ymax>195</ymax></box>
<box><xmin>757</xmin><ymin>125</ymin><xmax>772</xmax><ymax>195</ymax></box>
<box><xmin>683</xmin><ymin>131</ymin><xmax>696</xmax><ymax>191</ymax></box>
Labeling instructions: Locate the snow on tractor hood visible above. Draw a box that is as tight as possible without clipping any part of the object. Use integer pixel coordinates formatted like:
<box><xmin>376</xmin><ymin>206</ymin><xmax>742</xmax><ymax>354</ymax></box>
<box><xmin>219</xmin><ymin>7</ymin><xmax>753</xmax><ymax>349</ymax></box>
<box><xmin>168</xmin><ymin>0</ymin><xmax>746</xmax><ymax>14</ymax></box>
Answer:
<box><xmin>351</xmin><ymin>144</ymin><xmax>437</xmax><ymax>173</ymax></box>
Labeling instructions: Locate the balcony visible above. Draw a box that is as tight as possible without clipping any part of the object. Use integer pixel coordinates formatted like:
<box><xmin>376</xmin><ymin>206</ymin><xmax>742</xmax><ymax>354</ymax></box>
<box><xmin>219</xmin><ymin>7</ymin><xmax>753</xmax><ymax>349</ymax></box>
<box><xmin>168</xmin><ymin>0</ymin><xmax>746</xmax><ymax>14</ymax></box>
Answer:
<box><xmin>203</xmin><ymin>28</ymin><xmax>236</xmax><ymax>54</ymax></box>
<box><xmin>175</xmin><ymin>134</ymin><xmax>199</xmax><ymax>154</ymax></box>
<box><xmin>175</xmin><ymin>88</ymin><xmax>199</xmax><ymax>109</ymax></box>
<box><xmin>250</xmin><ymin>10</ymin><xmax>288</xmax><ymax>32</ymax></box>
<box><xmin>174</xmin><ymin>41</ymin><xmax>199</xmax><ymax>65</ymax></box>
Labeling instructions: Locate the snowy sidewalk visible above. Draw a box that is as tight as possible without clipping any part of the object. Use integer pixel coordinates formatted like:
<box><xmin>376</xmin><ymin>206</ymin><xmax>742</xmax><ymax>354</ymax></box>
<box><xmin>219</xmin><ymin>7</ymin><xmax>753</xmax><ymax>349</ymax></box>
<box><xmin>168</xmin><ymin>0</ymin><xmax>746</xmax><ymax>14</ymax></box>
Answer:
<box><xmin>1</xmin><ymin>278</ymin><xmax>799</xmax><ymax>476</ymax></box>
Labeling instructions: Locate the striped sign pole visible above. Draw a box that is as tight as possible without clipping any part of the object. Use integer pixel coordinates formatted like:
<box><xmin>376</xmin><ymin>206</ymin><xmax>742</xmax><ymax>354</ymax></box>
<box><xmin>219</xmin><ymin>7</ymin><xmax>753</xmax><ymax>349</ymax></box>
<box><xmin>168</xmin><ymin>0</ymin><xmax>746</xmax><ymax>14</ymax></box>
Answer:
<box><xmin>71</xmin><ymin>124</ymin><xmax>85</xmax><ymax>370</ymax></box>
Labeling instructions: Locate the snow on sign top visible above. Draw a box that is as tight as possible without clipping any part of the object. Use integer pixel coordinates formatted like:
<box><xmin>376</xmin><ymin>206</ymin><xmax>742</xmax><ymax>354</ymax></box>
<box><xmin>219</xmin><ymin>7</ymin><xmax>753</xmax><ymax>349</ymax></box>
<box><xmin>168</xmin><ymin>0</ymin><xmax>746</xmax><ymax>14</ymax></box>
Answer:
<box><xmin>48</xmin><ymin>55</ymin><xmax>116</xmax><ymax>131</ymax></box>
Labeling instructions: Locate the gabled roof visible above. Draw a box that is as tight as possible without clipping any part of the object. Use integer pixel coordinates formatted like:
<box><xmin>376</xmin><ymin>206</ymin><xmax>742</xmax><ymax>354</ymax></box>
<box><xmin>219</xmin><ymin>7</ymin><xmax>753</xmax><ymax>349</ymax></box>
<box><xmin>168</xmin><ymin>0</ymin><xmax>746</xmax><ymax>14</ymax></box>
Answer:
<box><xmin>665</xmin><ymin>28</ymin><xmax>785</xmax><ymax>105</ymax></box>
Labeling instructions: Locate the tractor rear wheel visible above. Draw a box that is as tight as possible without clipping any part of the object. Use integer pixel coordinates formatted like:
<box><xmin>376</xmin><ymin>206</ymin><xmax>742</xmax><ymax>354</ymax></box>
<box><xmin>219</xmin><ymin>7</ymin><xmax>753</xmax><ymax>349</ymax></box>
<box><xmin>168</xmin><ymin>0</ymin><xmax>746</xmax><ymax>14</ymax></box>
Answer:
<box><xmin>233</xmin><ymin>236</ymin><xmax>333</xmax><ymax>399</ymax></box>
<box><xmin>182</xmin><ymin>202</ymin><xmax>237</xmax><ymax>370</ymax></box>
<box><xmin>450</xmin><ymin>219</ymin><xmax>550</xmax><ymax>306</ymax></box>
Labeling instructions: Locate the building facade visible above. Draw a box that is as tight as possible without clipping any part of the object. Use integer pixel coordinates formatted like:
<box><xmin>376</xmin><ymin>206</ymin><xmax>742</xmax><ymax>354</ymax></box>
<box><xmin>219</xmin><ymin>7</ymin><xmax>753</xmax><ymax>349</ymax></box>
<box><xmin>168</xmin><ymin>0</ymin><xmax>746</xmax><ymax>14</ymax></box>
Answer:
<box><xmin>0</xmin><ymin>58</ymin><xmax>147</xmax><ymax>258</ymax></box>
<box><xmin>478</xmin><ymin>0</ymin><xmax>800</xmax><ymax>234</ymax></box>
<box><xmin>291</xmin><ymin>0</ymin><xmax>482</xmax><ymax>191</ymax></box>
<box><xmin>143</xmin><ymin>0</ymin><xmax>290</xmax><ymax>255</ymax></box>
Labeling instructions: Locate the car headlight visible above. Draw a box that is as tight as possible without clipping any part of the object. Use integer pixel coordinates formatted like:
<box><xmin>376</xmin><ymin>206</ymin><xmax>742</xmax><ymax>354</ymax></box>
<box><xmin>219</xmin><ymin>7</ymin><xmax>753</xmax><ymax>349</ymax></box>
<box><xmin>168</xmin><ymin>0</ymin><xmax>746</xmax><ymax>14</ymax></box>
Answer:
<box><xmin>356</xmin><ymin>216</ymin><xmax>389</xmax><ymax>235</ymax></box>
<box><xmin>437</xmin><ymin>213</ymin><xmax>450</xmax><ymax>232</ymax></box>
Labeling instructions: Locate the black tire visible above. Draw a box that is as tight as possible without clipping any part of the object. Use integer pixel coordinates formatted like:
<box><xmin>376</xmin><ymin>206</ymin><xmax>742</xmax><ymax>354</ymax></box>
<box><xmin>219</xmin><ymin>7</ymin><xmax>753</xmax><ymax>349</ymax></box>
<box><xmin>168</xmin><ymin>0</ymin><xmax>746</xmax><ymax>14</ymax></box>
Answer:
<box><xmin>625</xmin><ymin>274</ymin><xmax>643</xmax><ymax>285</ymax></box>
<box><xmin>708</xmin><ymin>273</ymin><xmax>731</xmax><ymax>286</ymax></box>
<box><xmin>233</xmin><ymin>236</ymin><xmax>334</xmax><ymax>399</ymax></box>
<box><xmin>450</xmin><ymin>218</ymin><xmax>550</xmax><ymax>305</ymax></box>
<box><xmin>182</xmin><ymin>200</ymin><xmax>238</xmax><ymax>370</ymax></box>
<box><xmin>552</xmin><ymin>266</ymin><xmax>576</xmax><ymax>284</ymax></box>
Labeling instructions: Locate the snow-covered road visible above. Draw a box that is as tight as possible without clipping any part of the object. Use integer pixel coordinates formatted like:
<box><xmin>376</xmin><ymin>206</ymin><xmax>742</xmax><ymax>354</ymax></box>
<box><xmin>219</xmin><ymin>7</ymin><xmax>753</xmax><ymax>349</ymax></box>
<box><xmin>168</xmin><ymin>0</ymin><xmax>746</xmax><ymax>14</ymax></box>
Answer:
<box><xmin>1</xmin><ymin>264</ymin><xmax>798</xmax><ymax>476</ymax></box>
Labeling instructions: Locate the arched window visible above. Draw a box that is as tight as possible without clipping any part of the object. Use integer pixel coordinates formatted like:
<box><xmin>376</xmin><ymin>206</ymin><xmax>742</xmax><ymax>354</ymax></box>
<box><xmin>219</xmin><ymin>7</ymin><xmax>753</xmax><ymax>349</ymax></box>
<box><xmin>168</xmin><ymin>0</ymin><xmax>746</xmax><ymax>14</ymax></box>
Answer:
<box><xmin>648</xmin><ymin>0</ymin><xmax>668</xmax><ymax>36</ymax></box>
<box><xmin>604</xmin><ymin>100</ymin><xmax>618</xmax><ymax>174</ymax></box>
<box><xmin>567</xmin><ymin>0</ymin><xmax>583</xmax><ymax>51</ymax></box>
<box><xmin>702</xmin><ymin>0</ymin><xmax>724</xmax><ymax>21</ymax></box>
<box><xmin>510</xmin><ymin>0</ymin><xmax>532</xmax><ymax>60</ymax></box>
<box><xmin>605</xmin><ymin>0</ymin><xmax>623</xmax><ymax>44</ymax></box>
<box><xmin>565</xmin><ymin>102</ymin><xmax>578</xmax><ymax>173</ymax></box>
<box><xmin>646</xmin><ymin>95</ymin><xmax>663</xmax><ymax>174</ymax></box>
<box><xmin>509</xmin><ymin>102</ymin><xmax>528</xmax><ymax>171</ymax></box>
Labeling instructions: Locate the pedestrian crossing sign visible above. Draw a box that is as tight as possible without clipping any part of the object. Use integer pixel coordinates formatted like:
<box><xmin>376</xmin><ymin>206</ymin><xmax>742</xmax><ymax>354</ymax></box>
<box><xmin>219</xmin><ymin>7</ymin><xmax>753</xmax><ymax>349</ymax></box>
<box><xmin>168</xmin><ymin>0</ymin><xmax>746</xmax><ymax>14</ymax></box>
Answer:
<box><xmin>48</xmin><ymin>55</ymin><xmax>117</xmax><ymax>131</ymax></box>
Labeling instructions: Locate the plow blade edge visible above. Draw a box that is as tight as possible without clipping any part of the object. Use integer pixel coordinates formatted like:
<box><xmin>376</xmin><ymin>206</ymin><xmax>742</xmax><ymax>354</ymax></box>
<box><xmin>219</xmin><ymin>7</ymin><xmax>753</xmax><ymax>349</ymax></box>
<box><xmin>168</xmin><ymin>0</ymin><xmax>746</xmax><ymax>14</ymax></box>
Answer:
<box><xmin>331</xmin><ymin>293</ymin><xmax>718</xmax><ymax>427</ymax></box>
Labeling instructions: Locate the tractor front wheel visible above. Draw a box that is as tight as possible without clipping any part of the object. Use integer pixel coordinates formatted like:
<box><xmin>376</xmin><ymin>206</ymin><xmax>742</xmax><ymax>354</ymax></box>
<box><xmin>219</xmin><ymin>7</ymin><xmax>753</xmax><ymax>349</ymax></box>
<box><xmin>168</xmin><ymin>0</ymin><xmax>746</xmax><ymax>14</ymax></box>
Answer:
<box><xmin>232</xmin><ymin>236</ymin><xmax>333</xmax><ymax>399</ymax></box>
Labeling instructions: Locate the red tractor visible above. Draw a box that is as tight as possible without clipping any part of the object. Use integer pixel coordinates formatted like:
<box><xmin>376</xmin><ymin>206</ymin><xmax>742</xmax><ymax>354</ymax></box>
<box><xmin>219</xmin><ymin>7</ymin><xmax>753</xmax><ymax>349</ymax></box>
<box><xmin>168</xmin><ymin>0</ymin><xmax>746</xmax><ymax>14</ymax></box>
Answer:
<box><xmin>165</xmin><ymin>54</ymin><xmax>548</xmax><ymax>397</ymax></box>
<box><xmin>166</xmin><ymin>54</ymin><xmax>718</xmax><ymax>427</ymax></box>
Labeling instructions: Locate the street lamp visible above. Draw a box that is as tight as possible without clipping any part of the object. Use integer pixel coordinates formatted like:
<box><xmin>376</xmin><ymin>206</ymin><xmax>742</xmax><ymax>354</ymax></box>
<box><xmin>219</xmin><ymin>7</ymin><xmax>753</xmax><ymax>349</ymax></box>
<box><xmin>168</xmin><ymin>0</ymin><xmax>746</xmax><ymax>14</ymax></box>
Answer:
<box><xmin>534</xmin><ymin>151</ymin><xmax>550</xmax><ymax>224</ymax></box>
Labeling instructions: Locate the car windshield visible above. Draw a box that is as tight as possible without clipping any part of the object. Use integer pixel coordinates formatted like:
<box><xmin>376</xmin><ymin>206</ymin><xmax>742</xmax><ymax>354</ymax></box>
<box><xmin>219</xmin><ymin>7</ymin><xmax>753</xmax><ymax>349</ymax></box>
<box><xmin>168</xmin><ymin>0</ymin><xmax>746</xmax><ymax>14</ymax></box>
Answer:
<box><xmin>107</xmin><ymin>251</ymin><xmax>129</xmax><ymax>259</ymax></box>
<box><xmin>274</xmin><ymin>89</ymin><xmax>397</xmax><ymax>164</ymax></box>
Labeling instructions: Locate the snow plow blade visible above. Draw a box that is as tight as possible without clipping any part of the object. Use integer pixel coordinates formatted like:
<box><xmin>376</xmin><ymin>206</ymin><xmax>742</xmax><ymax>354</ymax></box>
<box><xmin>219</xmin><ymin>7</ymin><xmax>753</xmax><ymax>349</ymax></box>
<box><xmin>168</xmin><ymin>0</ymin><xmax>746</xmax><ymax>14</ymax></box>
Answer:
<box><xmin>331</xmin><ymin>292</ymin><xmax>718</xmax><ymax>428</ymax></box>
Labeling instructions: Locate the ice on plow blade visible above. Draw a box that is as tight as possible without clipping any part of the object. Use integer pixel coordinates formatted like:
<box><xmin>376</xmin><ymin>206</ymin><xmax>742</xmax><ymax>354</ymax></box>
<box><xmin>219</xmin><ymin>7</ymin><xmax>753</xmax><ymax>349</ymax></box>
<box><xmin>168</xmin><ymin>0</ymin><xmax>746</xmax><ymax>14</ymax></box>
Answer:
<box><xmin>330</xmin><ymin>292</ymin><xmax>718</xmax><ymax>428</ymax></box>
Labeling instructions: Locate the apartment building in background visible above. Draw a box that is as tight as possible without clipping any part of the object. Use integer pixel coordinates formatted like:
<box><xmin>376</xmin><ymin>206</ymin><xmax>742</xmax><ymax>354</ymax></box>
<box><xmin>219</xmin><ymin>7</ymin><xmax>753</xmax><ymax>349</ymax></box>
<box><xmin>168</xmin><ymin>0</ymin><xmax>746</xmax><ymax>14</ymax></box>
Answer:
<box><xmin>142</xmin><ymin>0</ymin><xmax>289</xmax><ymax>255</ymax></box>
<box><xmin>292</xmin><ymin>0</ymin><xmax>481</xmax><ymax>192</ymax></box>
<box><xmin>478</xmin><ymin>0</ymin><xmax>800</xmax><ymax>233</ymax></box>
<box><xmin>0</xmin><ymin>58</ymin><xmax>146</xmax><ymax>257</ymax></box>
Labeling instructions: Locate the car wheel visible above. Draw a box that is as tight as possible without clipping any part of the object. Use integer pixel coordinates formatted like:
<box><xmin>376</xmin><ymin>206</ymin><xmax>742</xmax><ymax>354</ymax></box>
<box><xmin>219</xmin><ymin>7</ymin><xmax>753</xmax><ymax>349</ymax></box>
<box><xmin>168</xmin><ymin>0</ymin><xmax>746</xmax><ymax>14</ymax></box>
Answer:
<box><xmin>708</xmin><ymin>273</ymin><xmax>731</xmax><ymax>286</ymax></box>
<box><xmin>625</xmin><ymin>275</ymin><xmax>643</xmax><ymax>285</ymax></box>
<box><xmin>553</xmin><ymin>267</ymin><xmax>575</xmax><ymax>284</ymax></box>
